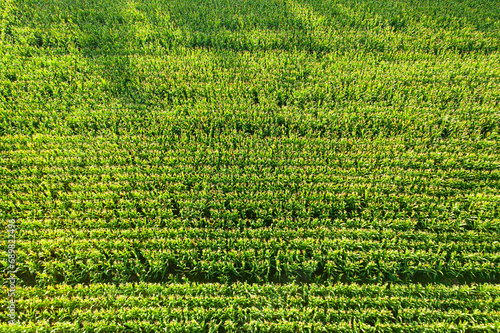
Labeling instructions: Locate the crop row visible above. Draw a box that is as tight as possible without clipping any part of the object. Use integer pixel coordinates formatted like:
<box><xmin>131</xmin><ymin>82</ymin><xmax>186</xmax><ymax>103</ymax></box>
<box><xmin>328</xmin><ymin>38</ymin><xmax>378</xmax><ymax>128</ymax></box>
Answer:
<box><xmin>3</xmin><ymin>320</ymin><xmax>498</xmax><ymax>333</ymax></box>
<box><xmin>3</xmin><ymin>306</ymin><xmax>500</xmax><ymax>328</ymax></box>
<box><xmin>1</xmin><ymin>282</ymin><xmax>500</xmax><ymax>332</ymax></box>
<box><xmin>8</xmin><ymin>216</ymin><xmax>500</xmax><ymax>235</ymax></box>
<box><xmin>2</xmin><ymin>116</ymin><xmax>498</xmax><ymax>141</ymax></box>
<box><xmin>0</xmin><ymin>134</ymin><xmax>498</xmax><ymax>226</ymax></box>
<box><xmin>2</xmin><ymin>141</ymin><xmax>499</xmax><ymax>170</ymax></box>
<box><xmin>10</xmin><ymin>225</ymin><xmax>500</xmax><ymax>243</ymax></box>
<box><xmin>3</xmin><ymin>233</ymin><xmax>500</xmax><ymax>285</ymax></box>
<box><xmin>2</xmin><ymin>194</ymin><xmax>498</xmax><ymax>231</ymax></box>
<box><xmin>2</xmin><ymin>105</ymin><xmax>499</xmax><ymax>138</ymax></box>
<box><xmin>9</xmin><ymin>281</ymin><xmax>500</xmax><ymax>298</ymax></box>
<box><xmin>8</xmin><ymin>294</ymin><xmax>500</xmax><ymax>313</ymax></box>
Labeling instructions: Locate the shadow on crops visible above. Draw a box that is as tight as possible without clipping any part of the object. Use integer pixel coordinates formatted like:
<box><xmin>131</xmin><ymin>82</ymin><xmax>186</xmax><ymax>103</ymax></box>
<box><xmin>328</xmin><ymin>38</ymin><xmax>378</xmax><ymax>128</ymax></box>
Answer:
<box><xmin>16</xmin><ymin>0</ymin><xmax>162</xmax><ymax>107</ymax></box>
<box><xmin>297</xmin><ymin>0</ymin><xmax>500</xmax><ymax>53</ymax></box>
<box><xmin>297</xmin><ymin>0</ymin><xmax>500</xmax><ymax>32</ymax></box>
<box><xmin>18</xmin><ymin>0</ymin><xmax>341</xmax><ymax>112</ymax></box>
<box><xmin>21</xmin><ymin>0</ymin><xmax>500</xmax><ymax>112</ymax></box>
<box><xmin>66</xmin><ymin>0</ymin><xmax>333</xmax><ymax>55</ymax></box>
<box><xmin>14</xmin><ymin>0</ymin><xmax>324</xmax><ymax>111</ymax></box>
<box><xmin>164</xmin><ymin>0</ymin><xmax>330</xmax><ymax>53</ymax></box>
<box><xmin>163</xmin><ymin>0</ymin><xmax>500</xmax><ymax>54</ymax></box>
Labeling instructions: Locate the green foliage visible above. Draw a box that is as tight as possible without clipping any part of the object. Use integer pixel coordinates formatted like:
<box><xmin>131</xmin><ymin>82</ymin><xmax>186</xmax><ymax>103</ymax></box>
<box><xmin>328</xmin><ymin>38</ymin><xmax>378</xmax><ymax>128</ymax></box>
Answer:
<box><xmin>2</xmin><ymin>283</ymin><xmax>500</xmax><ymax>332</ymax></box>
<box><xmin>1</xmin><ymin>0</ymin><xmax>500</xmax><ymax>331</ymax></box>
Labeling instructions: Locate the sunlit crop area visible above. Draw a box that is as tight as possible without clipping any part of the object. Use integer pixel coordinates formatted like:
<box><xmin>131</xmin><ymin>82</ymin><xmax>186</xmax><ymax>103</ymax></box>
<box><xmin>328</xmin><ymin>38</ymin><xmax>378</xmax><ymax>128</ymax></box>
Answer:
<box><xmin>1</xmin><ymin>0</ymin><xmax>500</xmax><ymax>331</ymax></box>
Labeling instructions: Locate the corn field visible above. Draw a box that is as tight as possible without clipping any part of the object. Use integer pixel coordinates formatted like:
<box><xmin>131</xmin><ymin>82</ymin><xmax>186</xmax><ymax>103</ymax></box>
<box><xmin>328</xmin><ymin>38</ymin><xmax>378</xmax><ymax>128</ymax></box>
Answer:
<box><xmin>1</xmin><ymin>0</ymin><xmax>500</xmax><ymax>331</ymax></box>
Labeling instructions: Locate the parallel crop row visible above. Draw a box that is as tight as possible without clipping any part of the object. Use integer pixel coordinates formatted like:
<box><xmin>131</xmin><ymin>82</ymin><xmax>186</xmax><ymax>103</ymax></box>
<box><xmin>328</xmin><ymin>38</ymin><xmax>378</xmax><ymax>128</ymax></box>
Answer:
<box><xmin>2</xmin><ymin>227</ymin><xmax>500</xmax><ymax>285</ymax></box>
<box><xmin>1</xmin><ymin>133</ymin><xmax>498</xmax><ymax>232</ymax></box>
<box><xmin>1</xmin><ymin>283</ymin><xmax>500</xmax><ymax>332</ymax></box>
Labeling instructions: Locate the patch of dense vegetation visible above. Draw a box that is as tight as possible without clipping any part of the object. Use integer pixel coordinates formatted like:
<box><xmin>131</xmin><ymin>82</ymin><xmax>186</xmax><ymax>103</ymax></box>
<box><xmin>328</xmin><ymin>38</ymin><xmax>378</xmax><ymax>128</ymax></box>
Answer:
<box><xmin>1</xmin><ymin>0</ymin><xmax>499</xmax><ymax>331</ymax></box>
